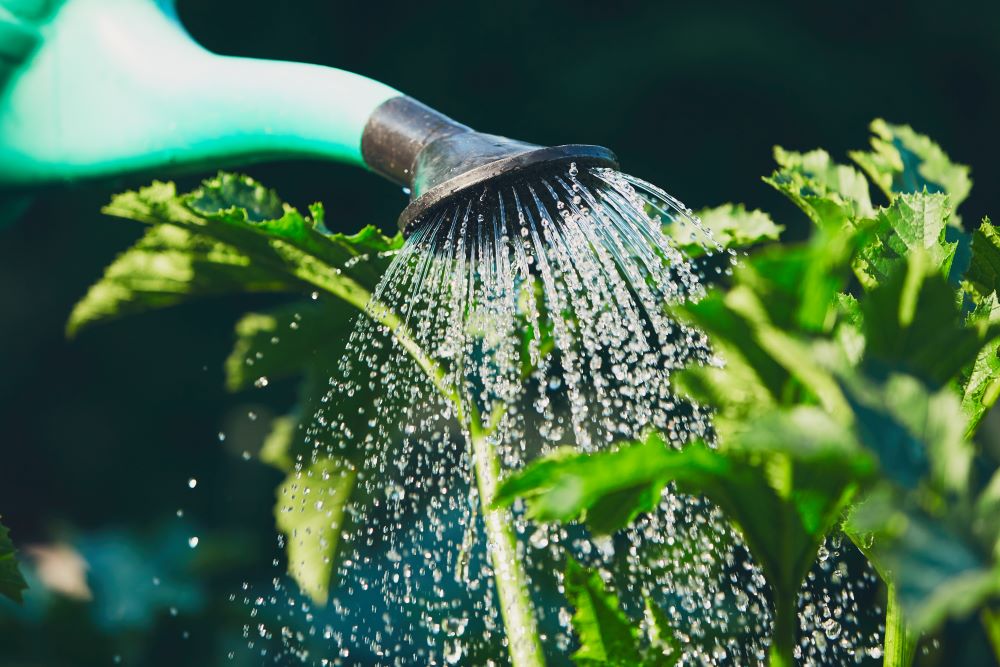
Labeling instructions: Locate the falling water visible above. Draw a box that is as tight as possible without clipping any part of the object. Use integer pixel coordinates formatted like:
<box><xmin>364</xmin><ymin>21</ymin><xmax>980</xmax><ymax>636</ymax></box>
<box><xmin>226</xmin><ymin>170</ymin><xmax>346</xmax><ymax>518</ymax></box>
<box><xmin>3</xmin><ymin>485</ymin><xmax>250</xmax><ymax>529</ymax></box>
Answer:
<box><xmin>233</xmin><ymin>166</ymin><xmax>877</xmax><ymax>665</ymax></box>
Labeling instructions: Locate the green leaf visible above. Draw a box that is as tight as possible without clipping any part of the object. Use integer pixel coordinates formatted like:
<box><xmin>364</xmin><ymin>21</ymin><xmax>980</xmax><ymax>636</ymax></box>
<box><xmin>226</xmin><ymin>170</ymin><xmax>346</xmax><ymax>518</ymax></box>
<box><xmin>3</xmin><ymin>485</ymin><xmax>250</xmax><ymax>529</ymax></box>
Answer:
<box><xmin>225</xmin><ymin>301</ymin><xmax>351</xmax><ymax>393</ymax></box>
<box><xmin>497</xmin><ymin>413</ymin><xmax>871</xmax><ymax>621</ymax></box>
<box><xmin>859</xmin><ymin>251</ymin><xmax>997</xmax><ymax>389</ymax></box>
<box><xmin>964</xmin><ymin>218</ymin><xmax>1000</xmax><ymax>305</ymax></box>
<box><xmin>961</xmin><ymin>292</ymin><xmax>1000</xmax><ymax>436</ymax></box>
<box><xmin>853</xmin><ymin>192</ymin><xmax>957</xmax><ymax>290</ymax></box>
<box><xmin>0</xmin><ymin>518</ymin><xmax>27</xmax><ymax>603</ymax></box>
<box><xmin>850</xmin><ymin>119</ymin><xmax>972</xmax><ymax>212</ymax></box>
<box><xmin>773</xmin><ymin>146</ymin><xmax>875</xmax><ymax>218</ymax></box>
<box><xmin>275</xmin><ymin>457</ymin><xmax>356</xmax><ymax>606</ymax></box>
<box><xmin>68</xmin><ymin>174</ymin><xmax>402</xmax><ymax>336</ymax></box>
<box><xmin>666</xmin><ymin>203</ymin><xmax>782</xmax><ymax>258</ymax></box>
<box><xmin>845</xmin><ymin>488</ymin><xmax>1000</xmax><ymax>633</ymax></box>
<box><xmin>643</xmin><ymin>598</ymin><xmax>682</xmax><ymax>666</ymax></box>
<box><xmin>841</xmin><ymin>372</ymin><xmax>972</xmax><ymax>494</ymax></box>
<box><xmin>564</xmin><ymin>558</ymin><xmax>642</xmax><ymax>666</ymax></box>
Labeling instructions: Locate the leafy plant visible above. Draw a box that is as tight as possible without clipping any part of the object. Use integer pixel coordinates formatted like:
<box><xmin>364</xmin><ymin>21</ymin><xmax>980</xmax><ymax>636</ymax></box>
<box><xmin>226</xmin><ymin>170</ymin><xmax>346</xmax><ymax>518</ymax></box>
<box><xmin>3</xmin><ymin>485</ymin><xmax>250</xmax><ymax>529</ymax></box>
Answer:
<box><xmin>496</xmin><ymin>120</ymin><xmax>1000</xmax><ymax>666</ymax></box>
<box><xmin>0</xmin><ymin>518</ymin><xmax>27</xmax><ymax>603</ymax></box>
<box><xmin>68</xmin><ymin>120</ymin><xmax>1000</xmax><ymax>666</ymax></box>
<box><xmin>563</xmin><ymin>557</ymin><xmax>679</xmax><ymax>666</ymax></box>
<box><xmin>67</xmin><ymin>173</ymin><xmax>545</xmax><ymax>666</ymax></box>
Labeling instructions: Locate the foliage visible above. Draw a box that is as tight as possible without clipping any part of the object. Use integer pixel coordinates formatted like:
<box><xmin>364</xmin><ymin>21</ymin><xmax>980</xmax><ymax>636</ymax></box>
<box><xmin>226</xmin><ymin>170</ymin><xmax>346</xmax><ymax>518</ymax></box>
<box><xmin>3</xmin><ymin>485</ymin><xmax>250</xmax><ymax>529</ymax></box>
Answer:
<box><xmin>665</xmin><ymin>203</ymin><xmax>781</xmax><ymax>259</ymax></box>
<box><xmin>67</xmin><ymin>173</ymin><xmax>402</xmax><ymax>606</ymax></box>
<box><xmin>67</xmin><ymin>173</ymin><xmax>401</xmax><ymax>337</ymax></box>
<box><xmin>67</xmin><ymin>121</ymin><xmax>1000</xmax><ymax>665</ymax></box>
<box><xmin>496</xmin><ymin>121</ymin><xmax>1000</xmax><ymax>665</ymax></box>
<box><xmin>563</xmin><ymin>558</ymin><xmax>679</xmax><ymax>666</ymax></box>
<box><xmin>0</xmin><ymin>518</ymin><xmax>27</xmax><ymax>603</ymax></box>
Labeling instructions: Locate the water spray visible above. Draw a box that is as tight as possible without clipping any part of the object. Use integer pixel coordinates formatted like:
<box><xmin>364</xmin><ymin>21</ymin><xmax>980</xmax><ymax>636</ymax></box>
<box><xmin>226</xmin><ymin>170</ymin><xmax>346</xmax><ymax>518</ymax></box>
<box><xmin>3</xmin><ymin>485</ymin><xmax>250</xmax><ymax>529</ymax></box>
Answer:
<box><xmin>1</xmin><ymin>1</ymin><xmax>761</xmax><ymax>665</ymax></box>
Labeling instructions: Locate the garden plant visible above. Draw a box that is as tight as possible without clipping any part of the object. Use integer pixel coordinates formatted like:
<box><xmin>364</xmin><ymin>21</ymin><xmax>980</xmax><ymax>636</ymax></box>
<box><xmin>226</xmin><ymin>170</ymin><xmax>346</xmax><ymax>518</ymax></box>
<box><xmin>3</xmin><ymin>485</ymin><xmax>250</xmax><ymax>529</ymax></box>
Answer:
<box><xmin>3</xmin><ymin>120</ymin><xmax>999</xmax><ymax>666</ymax></box>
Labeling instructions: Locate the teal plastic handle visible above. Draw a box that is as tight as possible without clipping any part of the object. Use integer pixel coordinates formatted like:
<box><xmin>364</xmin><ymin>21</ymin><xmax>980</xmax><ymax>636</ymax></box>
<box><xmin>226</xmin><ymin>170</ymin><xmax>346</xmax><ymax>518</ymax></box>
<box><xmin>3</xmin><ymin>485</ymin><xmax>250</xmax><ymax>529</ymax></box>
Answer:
<box><xmin>0</xmin><ymin>0</ymin><xmax>401</xmax><ymax>188</ymax></box>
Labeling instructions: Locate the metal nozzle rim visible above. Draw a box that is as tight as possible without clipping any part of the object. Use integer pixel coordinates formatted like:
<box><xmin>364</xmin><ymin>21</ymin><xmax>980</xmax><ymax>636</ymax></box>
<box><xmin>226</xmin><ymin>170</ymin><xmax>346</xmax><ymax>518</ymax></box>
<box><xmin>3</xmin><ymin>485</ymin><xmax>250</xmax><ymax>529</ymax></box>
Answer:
<box><xmin>397</xmin><ymin>144</ymin><xmax>618</xmax><ymax>235</ymax></box>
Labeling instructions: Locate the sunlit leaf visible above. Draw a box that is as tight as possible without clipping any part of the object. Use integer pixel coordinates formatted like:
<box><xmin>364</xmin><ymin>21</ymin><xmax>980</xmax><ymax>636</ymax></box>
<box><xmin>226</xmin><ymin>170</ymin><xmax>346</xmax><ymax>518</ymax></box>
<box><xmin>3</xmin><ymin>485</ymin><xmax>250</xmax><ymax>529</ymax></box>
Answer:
<box><xmin>276</xmin><ymin>457</ymin><xmax>356</xmax><ymax>606</ymax></box>
<box><xmin>850</xmin><ymin>119</ymin><xmax>972</xmax><ymax>212</ymax></box>
<box><xmin>68</xmin><ymin>174</ymin><xmax>402</xmax><ymax>336</ymax></box>
<box><xmin>666</xmin><ymin>203</ymin><xmax>782</xmax><ymax>258</ymax></box>
<box><xmin>853</xmin><ymin>192</ymin><xmax>956</xmax><ymax>289</ymax></box>
<box><xmin>859</xmin><ymin>252</ymin><xmax>997</xmax><ymax>389</ymax></box>
<box><xmin>841</xmin><ymin>372</ymin><xmax>972</xmax><ymax>494</ymax></box>
<box><xmin>564</xmin><ymin>558</ymin><xmax>642</xmax><ymax>666</ymax></box>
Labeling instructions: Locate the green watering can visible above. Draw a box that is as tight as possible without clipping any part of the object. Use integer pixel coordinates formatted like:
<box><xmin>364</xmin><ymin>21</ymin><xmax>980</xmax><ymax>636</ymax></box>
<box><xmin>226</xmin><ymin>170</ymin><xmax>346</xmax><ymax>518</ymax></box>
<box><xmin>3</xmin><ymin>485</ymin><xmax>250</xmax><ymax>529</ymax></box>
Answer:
<box><xmin>0</xmin><ymin>0</ymin><xmax>616</xmax><ymax>232</ymax></box>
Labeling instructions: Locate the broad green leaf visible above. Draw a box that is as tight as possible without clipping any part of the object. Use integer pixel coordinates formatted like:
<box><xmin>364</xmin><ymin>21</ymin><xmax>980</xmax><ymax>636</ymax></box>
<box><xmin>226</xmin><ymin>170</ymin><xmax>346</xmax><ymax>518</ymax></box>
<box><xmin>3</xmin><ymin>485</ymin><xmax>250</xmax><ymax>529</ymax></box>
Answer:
<box><xmin>859</xmin><ymin>252</ymin><xmax>998</xmax><ymax>389</ymax></box>
<box><xmin>564</xmin><ymin>558</ymin><xmax>643</xmax><ymax>666</ymax></box>
<box><xmin>665</xmin><ymin>203</ymin><xmax>782</xmax><ymax>258</ymax></box>
<box><xmin>225</xmin><ymin>301</ymin><xmax>352</xmax><ymax>393</ymax></box>
<box><xmin>853</xmin><ymin>192</ymin><xmax>956</xmax><ymax>290</ymax></box>
<box><xmin>763</xmin><ymin>147</ymin><xmax>875</xmax><ymax>231</ymax></box>
<box><xmin>497</xmin><ymin>415</ymin><xmax>872</xmax><ymax>626</ymax></box>
<box><xmin>850</xmin><ymin>119</ymin><xmax>972</xmax><ymax>211</ymax></box>
<box><xmin>845</xmin><ymin>489</ymin><xmax>1000</xmax><ymax>633</ymax></box>
<box><xmin>841</xmin><ymin>372</ymin><xmax>972</xmax><ymax>494</ymax></box>
<box><xmin>276</xmin><ymin>457</ymin><xmax>356</xmax><ymax>606</ymax></box>
<box><xmin>68</xmin><ymin>174</ymin><xmax>403</xmax><ymax>336</ymax></box>
<box><xmin>964</xmin><ymin>218</ymin><xmax>1000</xmax><ymax>305</ymax></box>
<box><xmin>0</xmin><ymin>518</ymin><xmax>27</xmax><ymax>603</ymax></box>
<box><xmin>763</xmin><ymin>169</ymin><xmax>856</xmax><ymax>231</ymax></box>
<box><xmin>962</xmin><ymin>292</ymin><xmax>1000</xmax><ymax>436</ymax></box>
<box><xmin>772</xmin><ymin>147</ymin><xmax>875</xmax><ymax>218</ymax></box>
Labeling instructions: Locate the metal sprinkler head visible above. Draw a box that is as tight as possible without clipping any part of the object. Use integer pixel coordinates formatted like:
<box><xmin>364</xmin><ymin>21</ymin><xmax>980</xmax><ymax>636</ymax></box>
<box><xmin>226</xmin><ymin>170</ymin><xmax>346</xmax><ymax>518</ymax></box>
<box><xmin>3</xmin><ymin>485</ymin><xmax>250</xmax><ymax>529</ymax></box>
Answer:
<box><xmin>360</xmin><ymin>97</ymin><xmax>619</xmax><ymax>236</ymax></box>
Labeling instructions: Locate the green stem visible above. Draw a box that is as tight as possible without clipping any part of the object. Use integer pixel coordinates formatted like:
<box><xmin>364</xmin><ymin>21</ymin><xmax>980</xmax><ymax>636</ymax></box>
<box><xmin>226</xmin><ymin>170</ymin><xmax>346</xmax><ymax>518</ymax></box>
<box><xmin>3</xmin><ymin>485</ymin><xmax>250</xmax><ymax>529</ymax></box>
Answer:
<box><xmin>470</xmin><ymin>414</ymin><xmax>546</xmax><ymax>667</ymax></box>
<box><xmin>334</xmin><ymin>275</ymin><xmax>545</xmax><ymax>667</ymax></box>
<box><xmin>883</xmin><ymin>583</ymin><xmax>916</xmax><ymax>667</ymax></box>
<box><xmin>769</xmin><ymin>595</ymin><xmax>798</xmax><ymax>667</ymax></box>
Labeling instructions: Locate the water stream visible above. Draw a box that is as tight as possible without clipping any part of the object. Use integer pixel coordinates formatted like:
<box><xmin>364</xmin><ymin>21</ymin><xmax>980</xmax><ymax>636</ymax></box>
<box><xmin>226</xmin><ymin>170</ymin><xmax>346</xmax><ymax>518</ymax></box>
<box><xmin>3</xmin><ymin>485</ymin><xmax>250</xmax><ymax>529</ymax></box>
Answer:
<box><xmin>235</xmin><ymin>166</ymin><xmax>876</xmax><ymax>665</ymax></box>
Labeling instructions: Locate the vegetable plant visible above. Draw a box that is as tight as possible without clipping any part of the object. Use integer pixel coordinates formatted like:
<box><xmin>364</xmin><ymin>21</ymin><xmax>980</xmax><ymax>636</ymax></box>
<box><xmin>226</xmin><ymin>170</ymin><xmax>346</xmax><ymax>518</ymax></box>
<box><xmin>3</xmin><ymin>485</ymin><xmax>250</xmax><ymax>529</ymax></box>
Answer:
<box><xmin>48</xmin><ymin>120</ymin><xmax>1000</xmax><ymax>665</ymax></box>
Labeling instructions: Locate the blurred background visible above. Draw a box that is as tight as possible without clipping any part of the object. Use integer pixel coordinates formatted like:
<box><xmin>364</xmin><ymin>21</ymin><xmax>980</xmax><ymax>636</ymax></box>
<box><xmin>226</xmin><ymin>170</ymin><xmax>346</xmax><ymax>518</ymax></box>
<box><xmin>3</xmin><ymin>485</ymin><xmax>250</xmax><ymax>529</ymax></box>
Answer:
<box><xmin>2</xmin><ymin>0</ymin><xmax>999</xmax><ymax>665</ymax></box>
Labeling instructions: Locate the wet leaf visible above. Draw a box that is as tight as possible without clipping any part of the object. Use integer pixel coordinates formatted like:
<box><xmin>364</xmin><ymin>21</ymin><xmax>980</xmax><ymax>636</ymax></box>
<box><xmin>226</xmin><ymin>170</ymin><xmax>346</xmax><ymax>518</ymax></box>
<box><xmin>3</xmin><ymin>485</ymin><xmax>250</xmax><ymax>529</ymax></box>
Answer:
<box><xmin>498</xmin><ymin>414</ymin><xmax>872</xmax><ymax>628</ymax></box>
<box><xmin>859</xmin><ymin>252</ymin><xmax>998</xmax><ymax>389</ymax></box>
<box><xmin>0</xmin><ymin>519</ymin><xmax>27</xmax><ymax>603</ymax></box>
<box><xmin>276</xmin><ymin>457</ymin><xmax>356</xmax><ymax>606</ymax></box>
<box><xmin>850</xmin><ymin>119</ymin><xmax>972</xmax><ymax>212</ymax></box>
<box><xmin>564</xmin><ymin>558</ymin><xmax>642</xmax><ymax>666</ymax></box>
<box><xmin>964</xmin><ymin>218</ymin><xmax>1000</xmax><ymax>305</ymax></box>
<box><xmin>853</xmin><ymin>192</ymin><xmax>956</xmax><ymax>290</ymax></box>
<box><xmin>845</xmin><ymin>489</ymin><xmax>1000</xmax><ymax>633</ymax></box>
<box><xmin>666</xmin><ymin>203</ymin><xmax>782</xmax><ymax>258</ymax></box>
<box><xmin>68</xmin><ymin>174</ymin><xmax>402</xmax><ymax>336</ymax></box>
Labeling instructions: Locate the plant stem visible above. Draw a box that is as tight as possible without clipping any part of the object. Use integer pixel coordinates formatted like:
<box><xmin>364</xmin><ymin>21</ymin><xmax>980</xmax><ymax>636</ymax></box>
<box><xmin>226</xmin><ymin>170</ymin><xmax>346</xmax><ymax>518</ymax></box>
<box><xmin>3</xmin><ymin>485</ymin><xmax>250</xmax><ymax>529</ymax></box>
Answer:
<box><xmin>470</xmin><ymin>417</ymin><xmax>546</xmax><ymax>667</ymax></box>
<box><xmin>339</xmin><ymin>279</ymin><xmax>545</xmax><ymax>666</ymax></box>
<box><xmin>769</xmin><ymin>595</ymin><xmax>797</xmax><ymax>667</ymax></box>
<box><xmin>883</xmin><ymin>582</ymin><xmax>916</xmax><ymax>667</ymax></box>
<box><xmin>982</xmin><ymin>607</ymin><xmax>1000</xmax><ymax>663</ymax></box>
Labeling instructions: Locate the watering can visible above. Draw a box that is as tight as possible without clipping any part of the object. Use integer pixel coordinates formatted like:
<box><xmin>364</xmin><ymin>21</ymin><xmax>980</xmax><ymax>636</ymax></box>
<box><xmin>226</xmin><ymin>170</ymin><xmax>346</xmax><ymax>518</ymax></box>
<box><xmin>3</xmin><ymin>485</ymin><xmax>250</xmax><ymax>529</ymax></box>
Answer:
<box><xmin>0</xmin><ymin>0</ymin><xmax>615</xmax><ymax>231</ymax></box>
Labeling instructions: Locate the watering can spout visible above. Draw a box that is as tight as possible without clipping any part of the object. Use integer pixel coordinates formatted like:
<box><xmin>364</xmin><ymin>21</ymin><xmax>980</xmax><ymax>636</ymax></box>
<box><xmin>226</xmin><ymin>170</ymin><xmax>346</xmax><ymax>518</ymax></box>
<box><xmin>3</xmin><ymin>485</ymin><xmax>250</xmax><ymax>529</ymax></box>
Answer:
<box><xmin>0</xmin><ymin>0</ymin><xmax>400</xmax><ymax>188</ymax></box>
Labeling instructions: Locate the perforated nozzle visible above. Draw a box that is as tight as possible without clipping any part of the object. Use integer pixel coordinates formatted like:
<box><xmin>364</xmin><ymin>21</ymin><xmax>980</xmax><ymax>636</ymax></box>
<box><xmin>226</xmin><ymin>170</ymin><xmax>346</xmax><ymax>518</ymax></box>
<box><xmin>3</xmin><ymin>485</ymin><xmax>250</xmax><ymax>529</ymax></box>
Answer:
<box><xmin>361</xmin><ymin>96</ymin><xmax>618</xmax><ymax>235</ymax></box>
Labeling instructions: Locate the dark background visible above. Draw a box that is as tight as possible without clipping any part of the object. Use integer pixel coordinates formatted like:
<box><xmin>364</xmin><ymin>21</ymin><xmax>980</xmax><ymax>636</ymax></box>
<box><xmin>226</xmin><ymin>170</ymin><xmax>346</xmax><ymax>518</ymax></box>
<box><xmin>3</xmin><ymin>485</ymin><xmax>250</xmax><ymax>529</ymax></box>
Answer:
<box><xmin>1</xmin><ymin>0</ymin><xmax>998</xmax><ymax>665</ymax></box>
